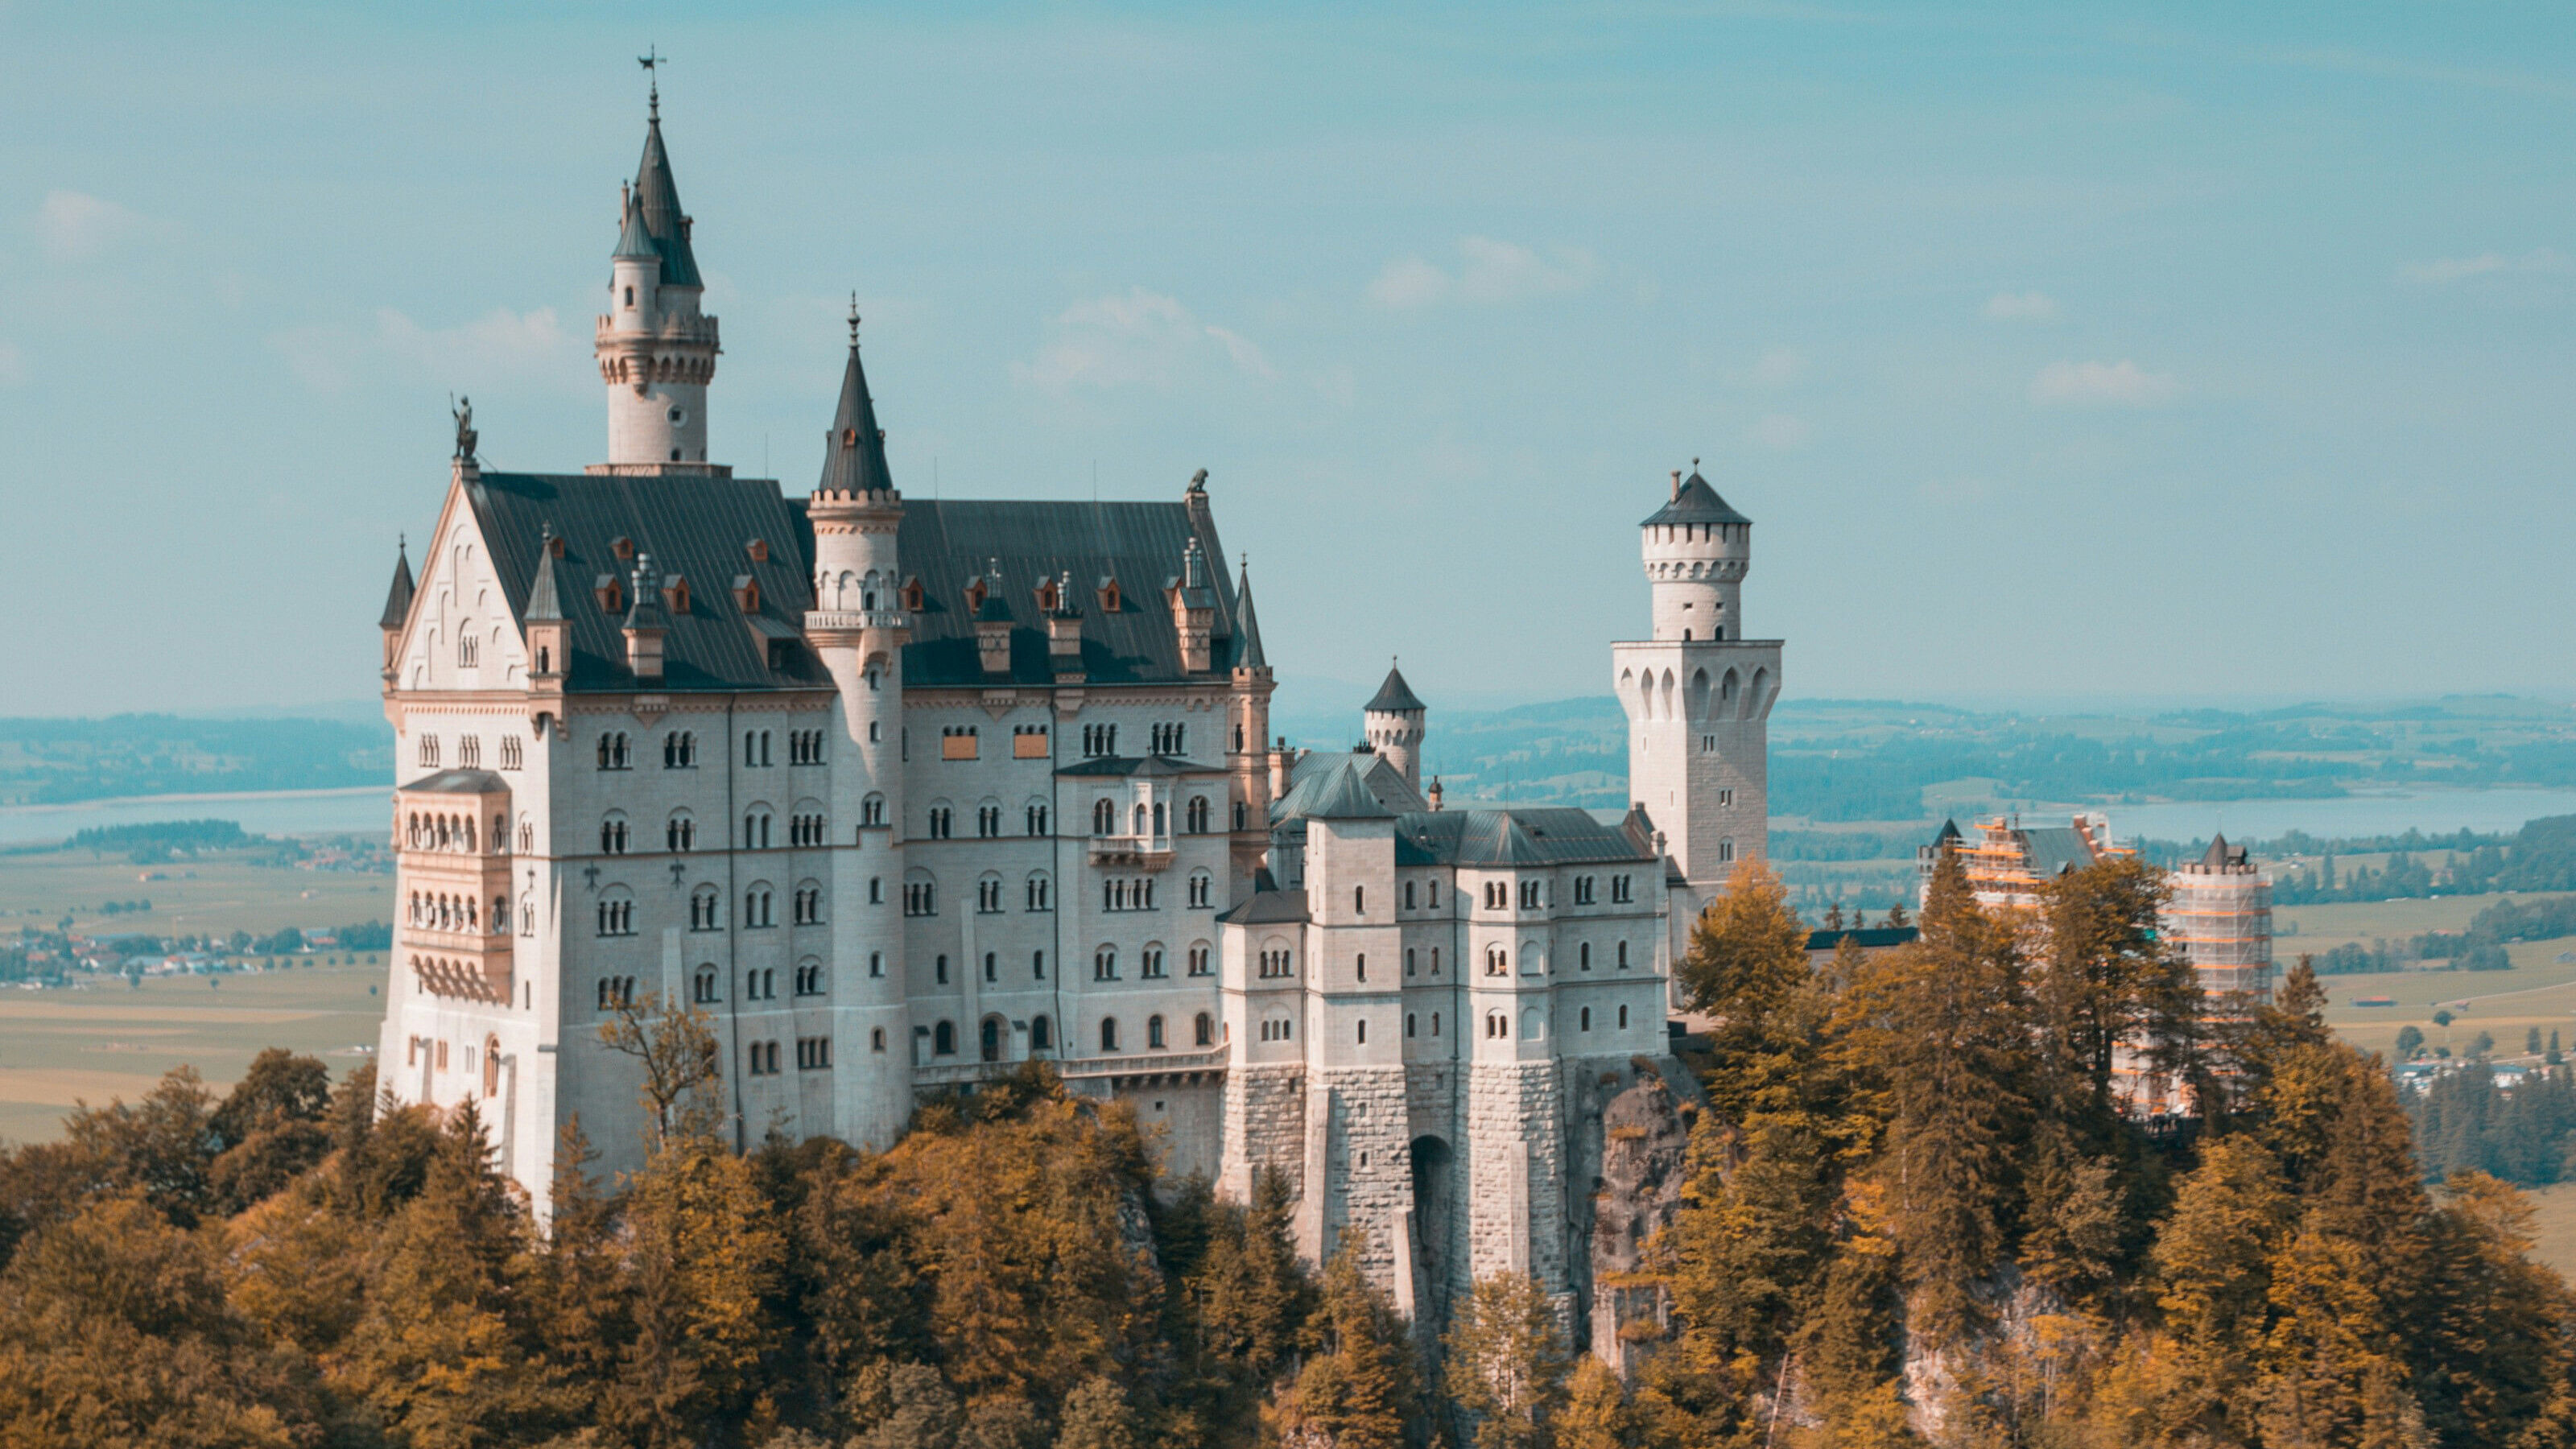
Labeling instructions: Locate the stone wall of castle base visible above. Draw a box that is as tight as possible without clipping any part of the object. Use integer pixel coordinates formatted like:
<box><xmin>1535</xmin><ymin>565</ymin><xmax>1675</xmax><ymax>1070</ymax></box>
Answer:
<box><xmin>1219</xmin><ymin>1064</ymin><xmax>1307</xmax><ymax>1205</ymax></box>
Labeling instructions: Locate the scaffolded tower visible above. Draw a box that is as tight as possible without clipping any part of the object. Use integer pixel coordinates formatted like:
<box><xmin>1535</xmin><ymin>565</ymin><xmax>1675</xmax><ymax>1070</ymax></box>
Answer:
<box><xmin>2161</xmin><ymin>833</ymin><xmax>2274</xmax><ymax>1006</ymax></box>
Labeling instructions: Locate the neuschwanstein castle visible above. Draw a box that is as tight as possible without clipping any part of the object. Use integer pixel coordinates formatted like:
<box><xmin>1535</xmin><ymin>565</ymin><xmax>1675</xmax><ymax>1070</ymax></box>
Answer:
<box><xmin>374</xmin><ymin>94</ymin><xmax>1779</xmax><ymax>1339</ymax></box>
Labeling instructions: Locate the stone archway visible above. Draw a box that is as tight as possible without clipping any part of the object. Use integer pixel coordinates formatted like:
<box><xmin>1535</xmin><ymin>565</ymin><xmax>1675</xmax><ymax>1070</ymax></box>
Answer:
<box><xmin>1410</xmin><ymin>1134</ymin><xmax>1457</xmax><ymax>1333</ymax></box>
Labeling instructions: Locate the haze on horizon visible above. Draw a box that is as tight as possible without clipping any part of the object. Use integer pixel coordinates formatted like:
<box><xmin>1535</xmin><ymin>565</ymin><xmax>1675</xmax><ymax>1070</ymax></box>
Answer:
<box><xmin>1</xmin><ymin>2</ymin><xmax>2570</xmax><ymax>716</ymax></box>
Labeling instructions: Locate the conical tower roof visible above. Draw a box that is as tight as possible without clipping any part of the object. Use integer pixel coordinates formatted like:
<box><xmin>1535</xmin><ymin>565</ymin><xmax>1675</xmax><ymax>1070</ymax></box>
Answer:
<box><xmin>1365</xmin><ymin>662</ymin><xmax>1425</xmax><ymax>714</ymax></box>
<box><xmin>378</xmin><ymin>542</ymin><xmax>415</xmax><ymax>630</ymax></box>
<box><xmin>630</xmin><ymin>107</ymin><xmax>703</xmax><ymax>287</ymax></box>
<box><xmin>1641</xmin><ymin>468</ymin><xmax>1752</xmax><ymax>528</ymax></box>
<box><xmin>816</xmin><ymin>323</ymin><xmax>895</xmax><ymax>496</ymax></box>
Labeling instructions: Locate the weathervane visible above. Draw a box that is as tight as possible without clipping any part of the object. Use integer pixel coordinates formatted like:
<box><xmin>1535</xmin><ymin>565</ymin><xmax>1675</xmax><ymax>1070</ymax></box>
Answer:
<box><xmin>848</xmin><ymin>291</ymin><xmax>861</xmax><ymax>346</ymax></box>
<box><xmin>638</xmin><ymin>46</ymin><xmax>663</xmax><ymax>117</ymax></box>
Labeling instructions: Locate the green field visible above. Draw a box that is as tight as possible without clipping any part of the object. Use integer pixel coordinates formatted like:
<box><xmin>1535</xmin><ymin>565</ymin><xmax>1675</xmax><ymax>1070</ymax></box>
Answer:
<box><xmin>0</xmin><ymin>844</ymin><xmax>394</xmax><ymax>1144</ymax></box>
<box><xmin>0</xmin><ymin>961</ymin><xmax>385</xmax><ymax>1144</ymax></box>
<box><xmin>0</xmin><ymin>843</ymin><xmax>390</xmax><ymax>940</ymax></box>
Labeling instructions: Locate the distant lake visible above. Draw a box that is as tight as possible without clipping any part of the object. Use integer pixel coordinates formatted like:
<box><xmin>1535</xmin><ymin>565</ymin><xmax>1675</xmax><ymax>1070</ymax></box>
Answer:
<box><xmin>0</xmin><ymin>786</ymin><xmax>390</xmax><ymax>848</ymax></box>
<box><xmin>2092</xmin><ymin>789</ymin><xmax>2576</xmax><ymax>845</ymax></box>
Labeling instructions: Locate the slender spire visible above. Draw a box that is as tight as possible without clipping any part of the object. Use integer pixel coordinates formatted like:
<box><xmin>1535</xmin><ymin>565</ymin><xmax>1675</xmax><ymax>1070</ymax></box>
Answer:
<box><xmin>628</xmin><ymin>72</ymin><xmax>701</xmax><ymax>287</ymax></box>
<box><xmin>1234</xmin><ymin>555</ymin><xmax>1267</xmax><ymax>670</ymax></box>
<box><xmin>379</xmin><ymin>539</ymin><xmax>415</xmax><ymax>630</ymax></box>
<box><xmin>816</xmin><ymin>313</ymin><xmax>895</xmax><ymax>495</ymax></box>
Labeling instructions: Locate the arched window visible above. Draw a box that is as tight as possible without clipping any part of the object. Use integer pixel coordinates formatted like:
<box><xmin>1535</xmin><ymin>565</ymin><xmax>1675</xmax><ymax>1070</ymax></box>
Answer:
<box><xmin>667</xmin><ymin>813</ymin><xmax>695</xmax><ymax>852</ymax></box>
<box><xmin>1026</xmin><ymin>801</ymin><xmax>1051</xmax><ymax>836</ymax></box>
<box><xmin>1617</xmin><ymin>940</ymin><xmax>1630</xmax><ymax>969</ymax></box>
<box><xmin>694</xmin><ymin>967</ymin><xmax>720</xmax><ymax>1004</ymax></box>
<box><xmin>1580</xmin><ymin>1005</ymin><xmax>1592</xmax><ymax>1031</ymax></box>
<box><xmin>1618</xmin><ymin>1005</ymin><xmax>1630</xmax><ymax>1030</ymax></box>
<box><xmin>1147</xmin><ymin>1014</ymin><xmax>1166</xmax><ymax>1049</ymax></box>
<box><xmin>933</xmin><ymin>1021</ymin><xmax>956</xmax><ymax>1056</ymax></box>
<box><xmin>744</xmin><ymin>885</ymin><xmax>774</xmax><ymax>927</ymax></box>
<box><xmin>1186</xmin><ymin>796</ymin><xmax>1210</xmax><ymax>833</ymax></box>
<box><xmin>980</xmin><ymin>1016</ymin><xmax>1004</xmax><ymax>1063</ymax></box>
<box><xmin>1195</xmin><ymin>1012</ymin><xmax>1214</xmax><ymax>1046</ymax></box>
<box><xmin>1093</xmin><ymin>799</ymin><xmax>1116</xmax><ymax>836</ymax></box>
<box><xmin>1356</xmin><ymin>1018</ymin><xmax>1367</xmax><ymax>1044</ymax></box>
<box><xmin>1100</xmin><ymin>1017</ymin><xmax>1121</xmax><ymax>1053</ymax></box>
<box><xmin>1030</xmin><ymin>1015</ymin><xmax>1054</xmax><ymax>1051</ymax></box>
<box><xmin>689</xmin><ymin>886</ymin><xmax>720</xmax><ymax>931</ymax></box>
<box><xmin>1026</xmin><ymin>873</ymin><xmax>1052</xmax><ymax>911</ymax></box>
<box><xmin>1487</xmin><ymin>947</ymin><xmax>1507</xmax><ymax>976</ymax></box>
<box><xmin>872</xmin><ymin>1027</ymin><xmax>886</xmax><ymax>1051</ymax></box>
<box><xmin>1354</xmin><ymin>886</ymin><xmax>1364</xmax><ymax>914</ymax></box>
<box><xmin>1407</xmin><ymin>1013</ymin><xmax>1418</xmax><ymax>1038</ymax></box>
<box><xmin>869</xmin><ymin>952</ymin><xmax>884</xmax><ymax>978</ymax></box>
<box><xmin>481</xmin><ymin>1034</ymin><xmax>500</xmax><ymax>1097</ymax></box>
<box><xmin>1093</xmin><ymin>947</ymin><xmax>1117</xmax><ymax>981</ymax></box>
<box><xmin>600</xmin><ymin>815</ymin><xmax>630</xmax><ymax>855</ymax></box>
<box><xmin>1579</xmin><ymin>942</ymin><xmax>1591</xmax><ymax>971</ymax></box>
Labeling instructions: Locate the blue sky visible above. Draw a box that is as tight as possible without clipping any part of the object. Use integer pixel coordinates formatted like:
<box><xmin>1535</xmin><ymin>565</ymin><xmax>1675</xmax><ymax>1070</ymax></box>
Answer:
<box><xmin>2</xmin><ymin>2</ymin><xmax>2570</xmax><ymax>718</ymax></box>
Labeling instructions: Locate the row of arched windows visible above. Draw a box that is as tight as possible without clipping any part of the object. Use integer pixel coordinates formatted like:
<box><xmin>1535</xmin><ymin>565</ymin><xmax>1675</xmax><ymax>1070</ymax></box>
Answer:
<box><xmin>403</xmin><ymin>810</ymin><xmax>501</xmax><ymax>854</ymax></box>
<box><xmin>406</xmin><ymin>890</ymin><xmax>505</xmax><ymax>935</ymax></box>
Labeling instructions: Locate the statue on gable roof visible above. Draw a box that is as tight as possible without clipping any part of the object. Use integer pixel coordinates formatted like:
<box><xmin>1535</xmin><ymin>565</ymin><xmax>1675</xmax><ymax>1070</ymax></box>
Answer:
<box><xmin>451</xmin><ymin>395</ymin><xmax>478</xmax><ymax>463</ymax></box>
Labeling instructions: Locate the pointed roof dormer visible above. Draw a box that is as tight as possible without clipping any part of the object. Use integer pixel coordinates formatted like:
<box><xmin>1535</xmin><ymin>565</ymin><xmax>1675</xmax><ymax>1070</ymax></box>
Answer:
<box><xmin>379</xmin><ymin>540</ymin><xmax>415</xmax><ymax>631</ymax></box>
<box><xmin>1233</xmin><ymin>557</ymin><xmax>1269</xmax><ymax>671</ymax></box>
<box><xmin>612</xmin><ymin>184</ymin><xmax>658</xmax><ymax>264</ymax></box>
<box><xmin>524</xmin><ymin>528</ymin><xmax>570</xmax><ymax>623</ymax></box>
<box><xmin>630</xmin><ymin>98</ymin><xmax>702</xmax><ymax>287</ymax></box>
<box><xmin>817</xmin><ymin>308</ymin><xmax>895</xmax><ymax>497</ymax></box>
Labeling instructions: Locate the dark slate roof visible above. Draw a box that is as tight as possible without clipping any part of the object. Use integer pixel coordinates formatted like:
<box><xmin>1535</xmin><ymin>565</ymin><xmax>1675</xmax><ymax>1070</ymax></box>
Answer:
<box><xmin>1934</xmin><ymin>818</ymin><xmax>1963</xmax><ymax>844</ymax></box>
<box><xmin>2201</xmin><ymin>832</ymin><xmax>2244</xmax><ymax>869</ymax></box>
<box><xmin>613</xmin><ymin>195</ymin><xmax>658</xmax><ymax>262</ymax></box>
<box><xmin>1806</xmin><ymin>926</ymin><xmax>1920</xmax><ymax>952</ymax></box>
<box><xmin>1218</xmin><ymin>887</ymin><xmax>1309</xmax><ymax>926</ymax></box>
<box><xmin>1234</xmin><ymin>560</ymin><xmax>1267</xmax><ymax>670</ymax></box>
<box><xmin>894</xmin><ymin>498</ymin><xmax>1243</xmax><ymax>687</ymax></box>
<box><xmin>1364</xmin><ymin>663</ymin><xmax>1425</xmax><ymax>714</ymax></box>
<box><xmin>1641</xmin><ymin>471</ymin><xmax>1752</xmax><ymax>528</ymax></box>
<box><xmin>1298</xmin><ymin>757</ymin><xmax>1398</xmax><ymax>820</ymax></box>
<box><xmin>1389</xmin><ymin>807</ymin><xmax>1654</xmax><ymax>869</ymax></box>
<box><xmin>379</xmin><ymin>545</ymin><xmax>415</xmax><ymax>630</ymax></box>
<box><xmin>400</xmin><ymin>768</ymin><xmax>507</xmax><ymax>795</ymax></box>
<box><xmin>630</xmin><ymin>111</ymin><xmax>703</xmax><ymax>287</ymax></box>
<box><xmin>2018</xmin><ymin>827</ymin><xmax>2099</xmax><ymax>880</ymax></box>
<box><xmin>462</xmin><ymin>472</ymin><xmax>826</xmax><ymax>691</ymax></box>
<box><xmin>1056</xmin><ymin>755</ymin><xmax>1220</xmax><ymax>778</ymax></box>
<box><xmin>815</xmin><ymin>340</ymin><xmax>894</xmax><ymax>496</ymax></box>
<box><xmin>1276</xmin><ymin>751</ymin><xmax>1423</xmax><ymax>822</ymax></box>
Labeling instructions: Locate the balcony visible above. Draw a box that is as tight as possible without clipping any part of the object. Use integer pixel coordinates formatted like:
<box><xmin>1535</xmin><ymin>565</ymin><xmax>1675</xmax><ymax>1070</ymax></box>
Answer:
<box><xmin>912</xmin><ymin>1045</ymin><xmax>1228</xmax><ymax>1090</ymax></box>
<box><xmin>1088</xmin><ymin>832</ymin><xmax>1174</xmax><ymax>869</ymax></box>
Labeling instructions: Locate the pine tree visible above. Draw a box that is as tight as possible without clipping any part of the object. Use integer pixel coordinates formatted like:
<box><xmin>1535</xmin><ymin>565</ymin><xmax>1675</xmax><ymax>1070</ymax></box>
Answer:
<box><xmin>617</xmin><ymin>1130</ymin><xmax>787</xmax><ymax>1447</ymax></box>
<box><xmin>1055</xmin><ymin>1375</ymin><xmax>1143</xmax><ymax>1449</ymax></box>
<box><xmin>1445</xmin><ymin>1272</ymin><xmax>1571</xmax><ymax>1449</ymax></box>
<box><xmin>1850</xmin><ymin>846</ymin><xmax>2034</xmax><ymax>1340</ymax></box>
<box><xmin>1271</xmin><ymin>1232</ymin><xmax>1418</xmax><ymax>1449</ymax></box>
<box><xmin>1554</xmin><ymin>1357</ymin><xmax>1637</xmax><ymax>1449</ymax></box>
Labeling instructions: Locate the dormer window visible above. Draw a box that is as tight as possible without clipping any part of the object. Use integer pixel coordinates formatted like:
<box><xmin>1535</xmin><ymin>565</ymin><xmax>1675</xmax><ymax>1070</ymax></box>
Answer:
<box><xmin>745</xmin><ymin>539</ymin><xmax>768</xmax><ymax>563</ymax></box>
<box><xmin>1096</xmin><ymin>576</ymin><xmax>1121</xmax><ymax>613</ymax></box>
<box><xmin>733</xmin><ymin>574</ymin><xmax>760</xmax><ymax>612</ymax></box>
<box><xmin>594</xmin><ymin>575</ymin><xmax>623</xmax><ymax>613</ymax></box>
<box><xmin>547</xmin><ymin>532</ymin><xmax>567</xmax><ymax>558</ymax></box>
<box><xmin>1036</xmin><ymin>578</ymin><xmax>1059</xmax><ymax>613</ymax></box>
<box><xmin>902</xmin><ymin>577</ymin><xmax>924</xmax><ymax>613</ymax></box>
<box><xmin>964</xmin><ymin>576</ymin><xmax>989</xmax><ymax>613</ymax></box>
<box><xmin>613</xmin><ymin>537</ymin><xmax>635</xmax><ymax>562</ymax></box>
<box><xmin>661</xmin><ymin>575</ymin><xmax>690</xmax><ymax>613</ymax></box>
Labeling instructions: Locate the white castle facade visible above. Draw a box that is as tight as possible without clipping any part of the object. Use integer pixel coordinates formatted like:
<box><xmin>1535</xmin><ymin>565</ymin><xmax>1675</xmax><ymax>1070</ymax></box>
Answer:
<box><xmin>373</xmin><ymin>98</ymin><xmax>1780</xmax><ymax>1335</ymax></box>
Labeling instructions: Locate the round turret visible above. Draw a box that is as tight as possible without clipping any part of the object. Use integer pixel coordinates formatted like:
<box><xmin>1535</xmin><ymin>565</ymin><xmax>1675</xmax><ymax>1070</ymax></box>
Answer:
<box><xmin>1640</xmin><ymin>464</ymin><xmax>1751</xmax><ymax>642</ymax></box>
<box><xmin>595</xmin><ymin>96</ymin><xmax>720</xmax><ymax>469</ymax></box>
<box><xmin>1360</xmin><ymin>662</ymin><xmax>1427</xmax><ymax>790</ymax></box>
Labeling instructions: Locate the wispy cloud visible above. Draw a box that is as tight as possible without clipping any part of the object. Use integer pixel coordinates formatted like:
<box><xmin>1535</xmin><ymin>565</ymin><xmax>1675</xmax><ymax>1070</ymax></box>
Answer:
<box><xmin>1367</xmin><ymin>237</ymin><xmax>1595</xmax><ymax>309</ymax></box>
<box><xmin>1984</xmin><ymin>290</ymin><xmax>2060</xmax><ymax>321</ymax></box>
<box><xmin>35</xmin><ymin>190</ymin><xmax>149</xmax><ymax>260</ymax></box>
<box><xmin>270</xmin><ymin>306</ymin><xmax>573</xmax><ymax>394</ymax></box>
<box><xmin>1744</xmin><ymin>348</ymin><xmax>1806</xmax><ymax>386</ymax></box>
<box><xmin>2401</xmin><ymin>249</ymin><xmax>2570</xmax><ymax>285</ymax></box>
<box><xmin>1015</xmin><ymin>288</ymin><xmax>1273</xmax><ymax>394</ymax></box>
<box><xmin>2028</xmin><ymin>359</ymin><xmax>2179</xmax><ymax>408</ymax></box>
<box><xmin>1748</xmin><ymin>414</ymin><xmax>1811</xmax><ymax>450</ymax></box>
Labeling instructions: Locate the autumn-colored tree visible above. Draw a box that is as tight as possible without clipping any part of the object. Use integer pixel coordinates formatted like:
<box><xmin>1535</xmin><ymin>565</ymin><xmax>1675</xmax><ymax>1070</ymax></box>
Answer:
<box><xmin>1847</xmin><ymin>845</ymin><xmax>2035</xmax><ymax>1340</ymax></box>
<box><xmin>616</xmin><ymin>1129</ymin><xmax>787</xmax><ymax>1447</ymax></box>
<box><xmin>599</xmin><ymin>989</ymin><xmax>727</xmax><ymax>1150</ymax></box>
<box><xmin>1446</xmin><ymin>1271</ymin><xmax>1572</xmax><ymax>1448</ymax></box>
<box><xmin>1273</xmin><ymin>1232</ymin><xmax>1421</xmax><ymax>1449</ymax></box>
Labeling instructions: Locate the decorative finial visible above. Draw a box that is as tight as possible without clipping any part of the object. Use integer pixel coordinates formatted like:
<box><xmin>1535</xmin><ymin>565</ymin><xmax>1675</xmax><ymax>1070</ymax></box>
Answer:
<box><xmin>1692</xmin><ymin>456</ymin><xmax>1701</xmax><ymax>469</ymax></box>
<box><xmin>848</xmin><ymin>292</ymin><xmax>861</xmax><ymax>346</ymax></box>
<box><xmin>638</xmin><ymin>47</ymin><xmax>663</xmax><ymax>118</ymax></box>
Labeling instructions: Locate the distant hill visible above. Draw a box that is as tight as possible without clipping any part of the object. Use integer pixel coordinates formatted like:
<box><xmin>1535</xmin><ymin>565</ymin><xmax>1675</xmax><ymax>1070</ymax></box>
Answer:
<box><xmin>0</xmin><ymin>715</ymin><xmax>392</xmax><ymax>806</ymax></box>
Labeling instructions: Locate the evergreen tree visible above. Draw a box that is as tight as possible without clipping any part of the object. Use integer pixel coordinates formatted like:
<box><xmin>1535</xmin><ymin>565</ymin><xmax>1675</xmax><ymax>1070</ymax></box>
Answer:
<box><xmin>1272</xmin><ymin>1232</ymin><xmax>1419</xmax><ymax>1449</ymax></box>
<box><xmin>1054</xmin><ymin>1375</ymin><xmax>1143</xmax><ymax>1449</ymax></box>
<box><xmin>1554</xmin><ymin>1357</ymin><xmax>1637</xmax><ymax>1449</ymax></box>
<box><xmin>1444</xmin><ymin>1272</ymin><xmax>1571</xmax><ymax>1449</ymax></box>
<box><xmin>616</xmin><ymin>1130</ymin><xmax>787</xmax><ymax>1447</ymax></box>
<box><xmin>1850</xmin><ymin>846</ymin><xmax>2034</xmax><ymax>1340</ymax></box>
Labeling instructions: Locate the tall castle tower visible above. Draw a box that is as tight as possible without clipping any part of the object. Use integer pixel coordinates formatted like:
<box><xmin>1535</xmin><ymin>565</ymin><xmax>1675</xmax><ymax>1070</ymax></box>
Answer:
<box><xmin>803</xmin><ymin>312</ymin><xmax>913</xmax><ymax>1150</ymax></box>
<box><xmin>595</xmin><ymin>83</ymin><xmax>720</xmax><ymax>470</ymax></box>
<box><xmin>1612</xmin><ymin>465</ymin><xmax>1779</xmax><ymax>908</ymax></box>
